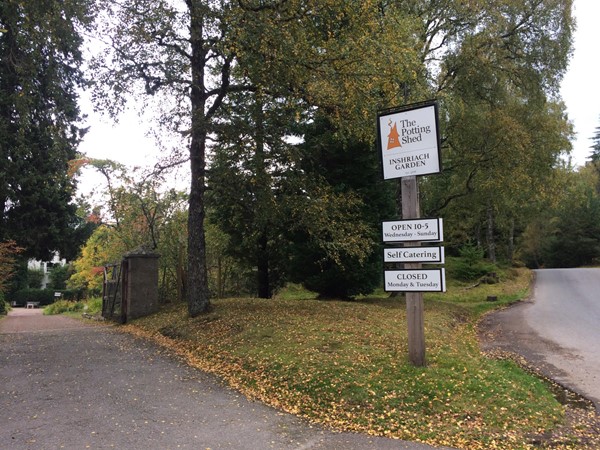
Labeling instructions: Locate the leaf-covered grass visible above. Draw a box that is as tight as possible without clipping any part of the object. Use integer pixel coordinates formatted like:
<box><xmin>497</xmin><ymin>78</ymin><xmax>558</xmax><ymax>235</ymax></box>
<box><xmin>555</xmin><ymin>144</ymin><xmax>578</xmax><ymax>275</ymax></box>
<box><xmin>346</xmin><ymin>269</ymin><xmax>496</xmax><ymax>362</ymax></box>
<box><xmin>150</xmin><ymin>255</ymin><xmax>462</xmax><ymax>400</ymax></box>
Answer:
<box><xmin>118</xmin><ymin>267</ymin><xmax>592</xmax><ymax>449</ymax></box>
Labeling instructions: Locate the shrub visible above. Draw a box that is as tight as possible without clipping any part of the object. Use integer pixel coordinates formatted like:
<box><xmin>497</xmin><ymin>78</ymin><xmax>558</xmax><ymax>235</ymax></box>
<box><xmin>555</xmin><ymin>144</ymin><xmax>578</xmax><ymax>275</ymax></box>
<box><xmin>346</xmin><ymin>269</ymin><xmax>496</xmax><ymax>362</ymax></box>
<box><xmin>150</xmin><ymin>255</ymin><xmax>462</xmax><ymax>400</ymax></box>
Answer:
<box><xmin>85</xmin><ymin>297</ymin><xmax>103</xmax><ymax>314</ymax></box>
<box><xmin>44</xmin><ymin>297</ymin><xmax>103</xmax><ymax>315</ymax></box>
<box><xmin>0</xmin><ymin>291</ymin><xmax>7</xmax><ymax>315</ymax></box>
<box><xmin>10</xmin><ymin>289</ymin><xmax>56</xmax><ymax>306</ymax></box>
<box><xmin>44</xmin><ymin>299</ymin><xmax>84</xmax><ymax>315</ymax></box>
<box><xmin>49</xmin><ymin>264</ymin><xmax>70</xmax><ymax>290</ymax></box>
<box><xmin>447</xmin><ymin>245</ymin><xmax>497</xmax><ymax>282</ymax></box>
<box><xmin>27</xmin><ymin>268</ymin><xmax>45</xmax><ymax>289</ymax></box>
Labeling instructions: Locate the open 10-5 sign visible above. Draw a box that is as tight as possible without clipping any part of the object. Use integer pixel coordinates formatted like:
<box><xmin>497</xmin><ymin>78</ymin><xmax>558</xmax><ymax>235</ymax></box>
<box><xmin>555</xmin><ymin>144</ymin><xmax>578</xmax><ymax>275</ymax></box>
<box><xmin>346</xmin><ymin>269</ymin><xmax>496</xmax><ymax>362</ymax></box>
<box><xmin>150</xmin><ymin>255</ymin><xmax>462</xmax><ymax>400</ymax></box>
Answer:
<box><xmin>382</xmin><ymin>218</ymin><xmax>443</xmax><ymax>243</ymax></box>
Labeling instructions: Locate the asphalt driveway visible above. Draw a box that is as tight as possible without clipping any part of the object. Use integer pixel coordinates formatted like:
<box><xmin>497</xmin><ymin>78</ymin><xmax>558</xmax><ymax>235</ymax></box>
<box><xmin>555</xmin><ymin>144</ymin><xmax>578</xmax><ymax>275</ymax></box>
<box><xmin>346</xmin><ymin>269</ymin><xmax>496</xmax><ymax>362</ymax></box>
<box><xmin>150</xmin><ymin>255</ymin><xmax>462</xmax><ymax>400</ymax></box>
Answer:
<box><xmin>479</xmin><ymin>269</ymin><xmax>600</xmax><ymax>412</ymax></box>
<box><xmin>0</xmin><ymin>309</ymin><xmax>447</xmax><ymax>450</ymax></box>
<box><xmin>525</xmin><ymin>269</ymin><xmax>600</xmax><ymax>408</ymax></box>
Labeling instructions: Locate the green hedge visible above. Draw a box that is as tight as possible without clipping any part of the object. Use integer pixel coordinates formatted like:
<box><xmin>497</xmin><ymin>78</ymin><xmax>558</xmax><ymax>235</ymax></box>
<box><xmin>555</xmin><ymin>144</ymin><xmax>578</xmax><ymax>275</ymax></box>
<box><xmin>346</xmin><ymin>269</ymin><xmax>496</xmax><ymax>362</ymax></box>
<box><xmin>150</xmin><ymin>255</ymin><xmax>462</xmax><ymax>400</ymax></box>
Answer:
<box><xmin>445</xmin><ymin>246</ymin><xmax>498</xmax><ymax>282</ymax></box>
<box><xmin>11</xmin><ymin>289</ymin><xmax>55</xmax><ymax>306</ymax></box>
<box><xmin>10</xmin><ymin>288</ymin><xmax>84</xmax><ymax>306</ymax></box>
<box><xmin>0</xmin><ymin>291</ymin><xmax>7</xmax><ymax>315</ymax></box>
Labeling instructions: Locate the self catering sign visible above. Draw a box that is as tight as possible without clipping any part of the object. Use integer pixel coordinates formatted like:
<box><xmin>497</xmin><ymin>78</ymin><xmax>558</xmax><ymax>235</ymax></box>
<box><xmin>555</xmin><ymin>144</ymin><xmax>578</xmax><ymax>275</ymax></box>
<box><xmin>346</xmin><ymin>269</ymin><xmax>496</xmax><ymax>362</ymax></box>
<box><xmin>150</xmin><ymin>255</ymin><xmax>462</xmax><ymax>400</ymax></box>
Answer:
<box><xmin>384</xmin><ymin>246</ymin><xmax>445</xmax><ymax>264</ymax></box>
<box><xmin>378</xmin><ymin>101</ymin><xmax>441</xmax><ymax>180</ymax></box>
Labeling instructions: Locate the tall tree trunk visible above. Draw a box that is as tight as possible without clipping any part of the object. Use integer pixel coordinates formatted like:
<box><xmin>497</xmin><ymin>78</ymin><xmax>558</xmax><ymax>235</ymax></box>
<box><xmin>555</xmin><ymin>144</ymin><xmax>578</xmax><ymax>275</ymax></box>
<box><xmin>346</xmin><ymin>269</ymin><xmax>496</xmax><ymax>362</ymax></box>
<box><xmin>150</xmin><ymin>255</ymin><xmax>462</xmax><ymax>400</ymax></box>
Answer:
<box><xmin>254</xmin><ymin>89</ymin><xmax>272</xmax><ymax>298</ymax></box>
<box><xmin>486</xmin><ymin>201</ymin><xmax>496</xmax><ymax>263</ymax></box>
<box><xmin>508</xmin><ymin>217</ymin><xmax>515</xmax><ymax>264</ymax></box>
<box><xmin>217</xmin><ymin>256</ymin><xmax>223</xmax><ymax>298</ymax></box>
<box><xmin>257</xmin><ymin>231</ymin><xmax>270</xmax><ymax>298</ymax></box>
<box><xmin>187</xmin><ymin>123</ymin><xmax>211</xmax><ymax>316</ymax></box>
<box><xmin>475</xmin><ymin>223</ymin><xmax>482</xmax><ymax>249</ymax></box>
<box><xmin>176</xmin><ymin>239</ymin><xmax>186</xmax><ymax>303</ymax></box>
<box><xmin>187</xmin><ymin>2</ymin><xmax>211</xmax><ymax>316</ymax></box>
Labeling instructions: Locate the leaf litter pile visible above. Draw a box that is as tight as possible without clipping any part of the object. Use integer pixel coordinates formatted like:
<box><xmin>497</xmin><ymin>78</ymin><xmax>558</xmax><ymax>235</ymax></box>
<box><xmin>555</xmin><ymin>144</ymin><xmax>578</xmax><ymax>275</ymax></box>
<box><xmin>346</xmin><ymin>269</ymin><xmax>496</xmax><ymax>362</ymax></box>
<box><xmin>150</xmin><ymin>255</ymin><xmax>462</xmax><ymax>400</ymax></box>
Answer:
<box><xmin>123</xmin><ymin>271</ymin><xmax>599</xmax><ymax>449</ymax></box>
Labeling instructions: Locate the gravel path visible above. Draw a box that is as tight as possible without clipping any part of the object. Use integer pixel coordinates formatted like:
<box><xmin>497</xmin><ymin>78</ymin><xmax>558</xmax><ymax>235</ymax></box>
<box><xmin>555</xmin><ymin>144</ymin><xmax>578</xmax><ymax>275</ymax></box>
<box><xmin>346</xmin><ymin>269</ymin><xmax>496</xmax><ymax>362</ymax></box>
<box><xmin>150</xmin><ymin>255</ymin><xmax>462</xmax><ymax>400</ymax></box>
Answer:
<box><xmin>0</xmin><ymin>309</ymin><xmax>448</xmax><ymax>450</ymax></box>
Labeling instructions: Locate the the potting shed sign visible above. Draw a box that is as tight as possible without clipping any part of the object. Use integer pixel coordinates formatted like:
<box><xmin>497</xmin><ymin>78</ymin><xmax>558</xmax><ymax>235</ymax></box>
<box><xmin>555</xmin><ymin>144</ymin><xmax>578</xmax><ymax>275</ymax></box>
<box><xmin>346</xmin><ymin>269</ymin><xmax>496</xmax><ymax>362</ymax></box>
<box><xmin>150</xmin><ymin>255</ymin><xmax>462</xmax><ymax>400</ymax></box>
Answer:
<box><xmin>378</xmin><ymin>102</ymin><xmax>441</xmax><ymax>180</ymax></box>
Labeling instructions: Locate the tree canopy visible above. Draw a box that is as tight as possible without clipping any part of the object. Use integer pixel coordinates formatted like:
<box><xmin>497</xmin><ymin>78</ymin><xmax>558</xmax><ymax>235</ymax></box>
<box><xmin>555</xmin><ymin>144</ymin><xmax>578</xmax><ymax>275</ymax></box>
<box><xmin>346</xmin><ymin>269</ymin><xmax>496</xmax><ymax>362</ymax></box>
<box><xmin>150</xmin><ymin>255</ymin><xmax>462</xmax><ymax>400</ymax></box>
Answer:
<box><xmin>88</xmin><ymin>0</ymin><xmax>426</xmax><ymax>311</ymax></box>
<box><xmin>0</xmin><ymin>0</ymin><xmax>92</xmax><ymax>260</ymax></box>
<box><xmin>80</xmin><ymin>0</ymin><xmax>578</xmax><ymax>305</ymax></box>
<box><xmin>420</xmin><ymin>0</ymin><xmax>574</xmax><ymax>261</ymax></box>
<box><xmin>591</xmin><ymin>119</ymin><xmax>600</xmax><ymax>164</ymax></box>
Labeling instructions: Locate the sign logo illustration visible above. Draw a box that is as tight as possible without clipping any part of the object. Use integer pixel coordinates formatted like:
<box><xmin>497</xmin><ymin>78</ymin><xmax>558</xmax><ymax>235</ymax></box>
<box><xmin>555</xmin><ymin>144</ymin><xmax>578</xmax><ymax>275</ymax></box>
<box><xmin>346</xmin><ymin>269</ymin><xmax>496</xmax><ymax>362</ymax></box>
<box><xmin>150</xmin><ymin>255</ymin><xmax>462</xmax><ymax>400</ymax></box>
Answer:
<box><xmin>387</xmin><ymin>119</ymin><xmax>401</xmax><ymax>151</ymax></box>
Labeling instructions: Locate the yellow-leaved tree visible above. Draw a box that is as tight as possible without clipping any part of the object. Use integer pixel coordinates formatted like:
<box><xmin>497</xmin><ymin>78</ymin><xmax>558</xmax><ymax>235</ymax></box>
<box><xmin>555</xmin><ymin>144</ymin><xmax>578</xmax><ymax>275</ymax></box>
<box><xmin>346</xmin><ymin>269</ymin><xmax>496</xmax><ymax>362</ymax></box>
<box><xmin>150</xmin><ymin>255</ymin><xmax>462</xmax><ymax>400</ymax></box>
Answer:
<box><xmin>67</xmin><ymin>225</ymin><xmax>125</xmax><ymax>296</ymax></box>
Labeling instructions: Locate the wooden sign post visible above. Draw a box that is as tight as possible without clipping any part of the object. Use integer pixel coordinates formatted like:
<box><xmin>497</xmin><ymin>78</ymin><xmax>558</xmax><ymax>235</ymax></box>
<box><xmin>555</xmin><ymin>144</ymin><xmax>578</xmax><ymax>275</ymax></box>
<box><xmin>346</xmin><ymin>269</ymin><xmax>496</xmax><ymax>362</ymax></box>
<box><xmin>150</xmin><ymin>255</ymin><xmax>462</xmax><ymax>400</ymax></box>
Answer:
<box><xmin>401</xmin><ymin>176</ymin><xmax>425</xmax><ymax>366</ymax></box>
<box><xmin>378</xmin><ymin>100</ymin><xmax>444</xmax><ymax>367</ymax></box>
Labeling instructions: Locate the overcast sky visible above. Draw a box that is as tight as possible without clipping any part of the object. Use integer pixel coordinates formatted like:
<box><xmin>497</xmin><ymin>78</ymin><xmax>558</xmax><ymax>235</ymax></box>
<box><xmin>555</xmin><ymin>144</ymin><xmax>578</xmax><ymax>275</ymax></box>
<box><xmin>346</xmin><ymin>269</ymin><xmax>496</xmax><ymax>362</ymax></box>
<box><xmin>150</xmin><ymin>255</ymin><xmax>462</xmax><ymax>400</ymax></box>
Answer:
<box><xmin>77</xmin><ymin>1</ymin><xmax>598</xmax><ymax>196</ymax></box>
<box><xmin>559</xmin><ymin>0</ymin><xmax>599</xmax><ymax>165</ymax></box>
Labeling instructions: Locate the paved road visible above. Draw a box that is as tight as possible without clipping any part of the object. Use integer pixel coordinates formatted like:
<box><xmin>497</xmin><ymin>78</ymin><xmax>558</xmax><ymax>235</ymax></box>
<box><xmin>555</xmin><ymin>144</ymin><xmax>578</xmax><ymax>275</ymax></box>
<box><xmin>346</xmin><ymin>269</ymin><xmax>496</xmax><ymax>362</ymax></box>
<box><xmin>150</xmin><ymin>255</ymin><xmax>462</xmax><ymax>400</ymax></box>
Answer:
<box><xmin>0</xmin><ymin>309</ymin><xmax>448</xmax><ymax>450</ymax></box>
<box><xmin>525</xmin><ymin>269</ymin><xmax>600</xmax><ymax>407</ymax></box>
<box><xmin>480</xmin><ymin>268</ymin><xmax>600</xmax><ymax>410</ymax></box>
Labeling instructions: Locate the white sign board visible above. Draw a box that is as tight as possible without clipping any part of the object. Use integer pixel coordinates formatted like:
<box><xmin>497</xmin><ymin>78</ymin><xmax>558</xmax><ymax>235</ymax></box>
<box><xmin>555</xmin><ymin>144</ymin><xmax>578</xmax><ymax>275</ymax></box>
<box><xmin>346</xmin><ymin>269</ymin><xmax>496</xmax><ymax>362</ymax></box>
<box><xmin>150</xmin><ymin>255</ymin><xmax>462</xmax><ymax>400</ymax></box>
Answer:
<box><xmin>384</xmin><ymin>269</ymin><xmax>446</xmax><ymax>292</ymax></box>
<box><xmin>384</xmin><ymin>246</ymin><xmax>444</xmax><ymax>264</ymax></box>
<box><xmin>378</xmin><ymin>102</ymin><xmax>441</xmax><ymax>179</ymax></box>
<box><xmin>382</xmin><ymin>218</ymin><xmax>443</xmax><ymax>243</ymax></box>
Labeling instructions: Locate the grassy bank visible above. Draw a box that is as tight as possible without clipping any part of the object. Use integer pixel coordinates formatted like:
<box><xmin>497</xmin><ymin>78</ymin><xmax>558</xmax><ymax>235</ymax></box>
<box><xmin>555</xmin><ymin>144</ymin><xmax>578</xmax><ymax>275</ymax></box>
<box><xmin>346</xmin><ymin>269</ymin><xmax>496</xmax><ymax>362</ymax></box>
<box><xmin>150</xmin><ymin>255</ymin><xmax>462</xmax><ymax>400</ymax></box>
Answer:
<box><xmin>118</xmin><ymin>267</ymin><xmax>591</xmax><ymax>449</ymax></box>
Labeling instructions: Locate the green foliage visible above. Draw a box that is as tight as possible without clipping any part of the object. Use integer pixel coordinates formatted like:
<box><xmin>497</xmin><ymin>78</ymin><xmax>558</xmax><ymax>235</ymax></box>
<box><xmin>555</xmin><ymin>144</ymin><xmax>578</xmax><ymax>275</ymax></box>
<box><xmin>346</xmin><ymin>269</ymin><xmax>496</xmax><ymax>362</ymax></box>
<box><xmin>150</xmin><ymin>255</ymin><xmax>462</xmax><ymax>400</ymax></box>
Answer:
<box><xmin>286</xmin><ymin>116</ymin><xmax>395</xmax><ymax>298</ymax></box>
<box><xmin>421</xmin><ymin>0</ymin><xmax>574</xmax><ymax>262</ymax></box>
<box><xmin>0</xmin><ymin>240</ymin><xmax>22</xmax><ymax>294</ymax></box>
<box><xmin>54</xmin><ymin>289</ymin><xmax>83</xmax><ymax>301</ymax></box>
<box><xmin>446</xmin><ymin>246</ymin><xmax>498</xmax><ymax>282</ymax></box>
<box><xmin>44</xmin><ymin>299</ymin><xmax>84</xmax><ymax>315</ymax></box>
<box><xmin>204</xmin><ymin>219</ymin><xmax>255</xmax><ymax>299</ymax></box>
<box><xmin>67</xmin><ymin>225</ymin><xmax>121</xmax><ymax>295</ymax></box>
<box><xmin>4</xmin><ymin>257</ymin><xmax>28</xmax><ymax>300</ymax></box>
<box><xmin>44</xmin><ymin>297</ymin><xmax>102</xmax><ymax>315</ymax></box>
<box><xmin>518</xmin><ymin>165</ymin><xmax>600</xmax><ymax>268</ymax></box>
<box><xmin>544</xmin><ymin>191</ymin><xmax>600</xmax><ymax>267</ymax></box>
<box><xmin>86</xmin><ymin>0</ymin><xmax>575</xmax><ymax>308</ymax></box>
<box><xmin>12</xmin><ymin>287</ymin><xmax>80</xmax><ymax>307</ymax></box>
<box><xmin>69</xmin><ymin>165</ymin><xmax>189</xmax><ymax>302</ymax></box>
<box><xmin>0</xmin><ymin>290</ymin><xmax>7</xmax><ymax>315</ymax></box>
<box><xmin>156</xmin><ymin>207</ymin><xmax>188</xmax><ymax>302</ymax></box>
<box><xmin>207</xmin><ymin>89</ymin><xmax>293</xmax><ymax>298</ymax></box>
<box><xmin>27</xmin><ymin>268</ymin><xmax>45</xmax><ymax>289</ymax></box>
<box><xmin>590</xmin><ymin>119</ymin><xmax>600</xmax><ymax>163</ymax></box>
<box><xmin>87</xmin><ymin>0</ymin><xmax>426</xmax><ymax>315</ymax></box>
<box><xmin>293</xmin><ymin>254</ymin><xmax>382</xmax><ymax>299</ymax></box>
<box><xmin>0</xmin><ymin>0</ymin><xmax>93</xmax><ymax>260</ymax></box>
<box><xmin>48</xmin><ymin>264</ymin><xmax>70</xmax><ymax>290</ymax></box>
<box><xmin>85</xmin><ymin>297</ymin><xmax>103</xmax><ymax>315</ymax></box>
<box><xmin>10</xmin><ymin>289</ymin><xmax>56</xmax><ymax>306</ymax></box>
